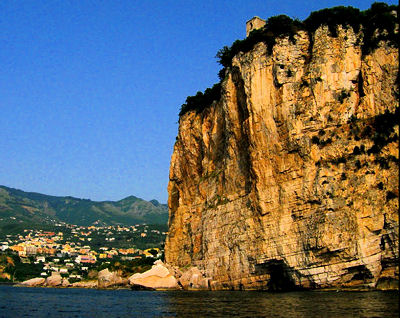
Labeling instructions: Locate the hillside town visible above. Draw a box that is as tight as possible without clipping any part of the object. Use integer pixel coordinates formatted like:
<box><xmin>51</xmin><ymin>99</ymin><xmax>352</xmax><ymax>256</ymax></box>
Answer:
<box><xmin>0</xmin><ymin>223</ymin><xmax>166</xmax><ymax>283</ymax></box>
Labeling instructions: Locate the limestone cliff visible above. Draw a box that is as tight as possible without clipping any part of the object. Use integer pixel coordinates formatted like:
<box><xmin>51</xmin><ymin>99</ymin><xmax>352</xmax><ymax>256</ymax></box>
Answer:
<box><xmin>165</xmin><ymin>12</ymin><xmax>399</xmax><ymax>290</ymax></box>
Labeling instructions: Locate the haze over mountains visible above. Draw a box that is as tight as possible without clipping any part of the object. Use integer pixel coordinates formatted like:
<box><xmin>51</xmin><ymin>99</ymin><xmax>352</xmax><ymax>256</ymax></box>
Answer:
<box><xmin>0</xmin><ymin>185</ymin><xmax>168</xmax><ymax>231</ymax></box>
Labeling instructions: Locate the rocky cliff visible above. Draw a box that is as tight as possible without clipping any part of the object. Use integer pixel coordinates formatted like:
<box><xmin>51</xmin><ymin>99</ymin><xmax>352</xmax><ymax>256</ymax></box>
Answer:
<box><xmin>165</xmin><ymin>7</ymin><xmax>399</xmax><ymax>290</ymax></box>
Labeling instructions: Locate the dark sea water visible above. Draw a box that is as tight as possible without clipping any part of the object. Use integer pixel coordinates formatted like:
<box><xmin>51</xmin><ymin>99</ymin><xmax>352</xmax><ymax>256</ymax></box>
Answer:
<box><xmin>0</xmin><ymin>285</ymin><xmax>398</xmax><ymax>318</ymax></box>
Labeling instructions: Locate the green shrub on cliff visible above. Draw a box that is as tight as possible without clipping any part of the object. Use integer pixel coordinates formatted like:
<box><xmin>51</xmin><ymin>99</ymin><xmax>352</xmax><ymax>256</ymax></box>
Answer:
<box><xmin>179</xmin><ymin>83</ymin><xmax>222</xmax><ymax>117</ymax></box>
<box><xmin>367</xmin><ymin>107</ymin><xmax>399</xmax><ymax>154</ymax></box>
<box><xmin>361</xmin><ymin>2</ymin><xmax>399</xmax><ymax>54</ymax></box>
<box><xmin>303</xmin><ymin>6</ymin><xmax>362</xmax><ymax>36</ymax></box>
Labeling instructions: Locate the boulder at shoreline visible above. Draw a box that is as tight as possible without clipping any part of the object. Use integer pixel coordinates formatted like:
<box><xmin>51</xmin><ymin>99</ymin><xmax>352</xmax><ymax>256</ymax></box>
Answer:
<box><xmin>98</xmin><ymin>268</ymin><xmax>127</xmax><ymax>288</ymax></box>
<box><xmin>179</xmin><ymin>267</ymin><xmax>210</xmax><ymax>290</ymax></box>
<box><xmin>71</xmin><ymin>280</ymin><xmax>98</xmax><ymax>288</ymax></box>
<box><xmin>46</xmin><ymin>272</ymin><xmax>62</xmax><ymax>287</ymax></box>
<box><xmin>128</xmin><ymin>260</ymin><xmax>179</xmax><ymax>290</ymax></box>
<box><xmin>19</xmin><ymin>277</ymin><xmax>45</xmax><ymax>287</ymax></box>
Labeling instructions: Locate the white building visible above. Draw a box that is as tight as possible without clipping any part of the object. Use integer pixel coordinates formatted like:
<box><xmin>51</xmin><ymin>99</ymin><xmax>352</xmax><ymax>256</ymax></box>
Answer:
<box><xmin>36</xmin><ymin>256</ymin><xmax>46</xmax><ymax>263</ymax></box>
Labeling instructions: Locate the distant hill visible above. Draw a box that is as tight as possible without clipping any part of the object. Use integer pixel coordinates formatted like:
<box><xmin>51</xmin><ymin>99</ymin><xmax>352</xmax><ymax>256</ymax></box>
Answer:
<box><xmin>0</xmin><ymin>185</ymin><xmax>169</xmax><ymax>230</ymax></box>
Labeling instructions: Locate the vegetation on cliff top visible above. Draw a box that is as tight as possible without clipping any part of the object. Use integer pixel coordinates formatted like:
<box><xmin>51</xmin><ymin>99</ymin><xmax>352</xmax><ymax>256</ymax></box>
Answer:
<box><xmin>178</xmin><ymin>83</ymin><xmax>221</xmax><ymax>116</ymax></box>
<box><xmin>179</xmin><ymin>2</ymin><xmax>398</xmax><ymax>117</ymax></box>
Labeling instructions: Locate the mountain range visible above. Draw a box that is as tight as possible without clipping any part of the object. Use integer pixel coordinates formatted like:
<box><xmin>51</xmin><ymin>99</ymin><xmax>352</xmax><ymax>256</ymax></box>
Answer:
<box><xmin>0</xmin><ymin>185</ymin><xmax>169</xmax><ymax>232</ymax></box>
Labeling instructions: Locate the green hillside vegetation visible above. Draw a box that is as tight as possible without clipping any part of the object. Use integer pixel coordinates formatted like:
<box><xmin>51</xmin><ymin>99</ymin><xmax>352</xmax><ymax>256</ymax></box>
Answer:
<box><xmin>0</xmin><ymin>185</ymin><xmax>168</xmax><ymax>230</ymax></box>
<box><xmin>0</xmin><ymin>250</ymin><xmax>160</xmax><ymax>283</ymax></box>
<box><xmin>0</xmin><ymin>253</ymin><xmax>44</xmax><ymax>282</ymax></box>
<box><xmin>179</xmin><ymin>2</ymin><xmax>398</xmax><ymax>117</ymax></box>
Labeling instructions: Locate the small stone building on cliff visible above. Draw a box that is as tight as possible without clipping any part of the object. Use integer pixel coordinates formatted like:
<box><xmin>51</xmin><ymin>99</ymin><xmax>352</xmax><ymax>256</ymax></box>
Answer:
<box><xmin>246</xmin><ymin>16</ymin><xmax>266</xmax><ymax>37</ymax></box>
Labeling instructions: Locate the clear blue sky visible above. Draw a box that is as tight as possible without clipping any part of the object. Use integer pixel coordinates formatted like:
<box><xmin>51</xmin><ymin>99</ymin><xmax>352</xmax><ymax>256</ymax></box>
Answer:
<box><xmin>0</xmin><ymin>1</ymin><xmax>396</xmax><ymax>203</ymax></box>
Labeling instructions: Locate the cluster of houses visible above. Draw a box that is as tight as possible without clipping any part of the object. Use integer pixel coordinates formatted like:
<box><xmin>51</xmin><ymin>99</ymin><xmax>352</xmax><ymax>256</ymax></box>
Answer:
<box><xmin>0</xmin><ymin>224</ymin><xmax>165</xmax><ymax>280</ymax></box>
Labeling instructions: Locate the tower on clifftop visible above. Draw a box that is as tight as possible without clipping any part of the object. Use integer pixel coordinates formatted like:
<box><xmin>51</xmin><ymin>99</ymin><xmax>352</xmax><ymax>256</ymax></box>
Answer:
<box><xmin>246</xmin><ymin>16</ymin><xmax>266</xmax><ymax>37</ymax></box>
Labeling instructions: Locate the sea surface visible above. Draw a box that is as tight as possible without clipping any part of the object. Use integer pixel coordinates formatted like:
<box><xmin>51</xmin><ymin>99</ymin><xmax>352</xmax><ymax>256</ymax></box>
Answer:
<box><xmin>0</xmin><ymin>285</ymin><xmax>398</xmax><ymax>317</ymax></box>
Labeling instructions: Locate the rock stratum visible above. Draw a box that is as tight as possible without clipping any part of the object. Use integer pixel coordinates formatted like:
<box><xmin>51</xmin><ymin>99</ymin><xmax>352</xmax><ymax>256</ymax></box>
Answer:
<box><xmin>165</xmin><ymin>8</ymin><xmax>399</xmax><ymax>290</ymax></box>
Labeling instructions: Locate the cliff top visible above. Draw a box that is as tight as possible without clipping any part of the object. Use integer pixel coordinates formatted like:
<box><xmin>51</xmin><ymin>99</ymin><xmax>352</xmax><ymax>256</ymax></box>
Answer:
<box><xmin>179</xmin><ymin>2</ymin><xmax>398</xmax><ymax>117</ymax></box>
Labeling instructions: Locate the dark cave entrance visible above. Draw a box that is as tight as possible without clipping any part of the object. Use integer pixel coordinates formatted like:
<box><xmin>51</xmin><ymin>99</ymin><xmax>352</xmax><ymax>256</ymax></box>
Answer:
<box><xmin>256</xmin><ymin>260</ymin><xmax>299</xmax><ymax>291</ymax></box>
<box><xmin>347</xmin><ymin>265</ymin><xmax>374</xmax><ymax>282</ymax></box>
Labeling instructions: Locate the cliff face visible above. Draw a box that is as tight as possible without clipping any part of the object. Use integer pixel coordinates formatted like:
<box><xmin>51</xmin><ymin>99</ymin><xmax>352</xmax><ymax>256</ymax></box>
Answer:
<box><xmin>165</xmin><ymin>25</ymin><xmax>399</xmax><ymax>290</ymax></box>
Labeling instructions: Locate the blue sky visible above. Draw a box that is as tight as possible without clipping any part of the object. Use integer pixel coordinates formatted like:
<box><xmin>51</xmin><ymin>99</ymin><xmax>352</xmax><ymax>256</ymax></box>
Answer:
<box><xmin>0</xmin><ymin>1</ymin><xmax>396</xmax><ymax>203</ymax></box>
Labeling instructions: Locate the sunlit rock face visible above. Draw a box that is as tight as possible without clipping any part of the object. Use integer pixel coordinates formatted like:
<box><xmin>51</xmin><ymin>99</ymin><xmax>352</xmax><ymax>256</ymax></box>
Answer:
<box><xmin>165</xmin><ymin>25</ymin><xmax>399</xmax><ymax>291</ymax></box>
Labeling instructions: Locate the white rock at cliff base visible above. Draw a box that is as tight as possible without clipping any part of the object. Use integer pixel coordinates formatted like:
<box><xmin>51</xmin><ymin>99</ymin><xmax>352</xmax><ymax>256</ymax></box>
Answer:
<box><xmin>20</xmin><ymin>277</ymin><xmax>45</xmax><ymax>287</ymax></box>
<box><xmin>128</xmin><ymin>260</ymin><xmax>179</xmax><ymax>289</ymax></box>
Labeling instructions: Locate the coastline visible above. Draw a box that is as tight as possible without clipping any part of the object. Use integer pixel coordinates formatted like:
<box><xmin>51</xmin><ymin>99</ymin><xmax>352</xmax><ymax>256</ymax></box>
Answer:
<box><xmin>0</xmin><ymin>281</ymin><xmax>17</xmax><ymax>286</ymax></box>
<box><xmin>10</xmin><ymin>283</ymin><xmax>398</xmax><ymax>292</ymax></box>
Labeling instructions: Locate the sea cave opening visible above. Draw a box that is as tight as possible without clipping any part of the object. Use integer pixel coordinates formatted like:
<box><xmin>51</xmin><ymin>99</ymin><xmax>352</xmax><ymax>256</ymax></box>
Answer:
<box><xmin>256</xmin><ymin>259</ymin><xmax>298</xmax><ymax>292</ymax></box>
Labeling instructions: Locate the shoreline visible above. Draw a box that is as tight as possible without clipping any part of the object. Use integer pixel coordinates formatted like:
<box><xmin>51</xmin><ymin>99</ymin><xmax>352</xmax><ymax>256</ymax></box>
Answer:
<box><xmin>0</xmin><ymin>282</ymin><xmax>17</xmax><ymax>286</ymax></box>
<box><xmin>8</xmin><ymin>283</ymin><xmax>399</xmax><ymax>292</ymax></box>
